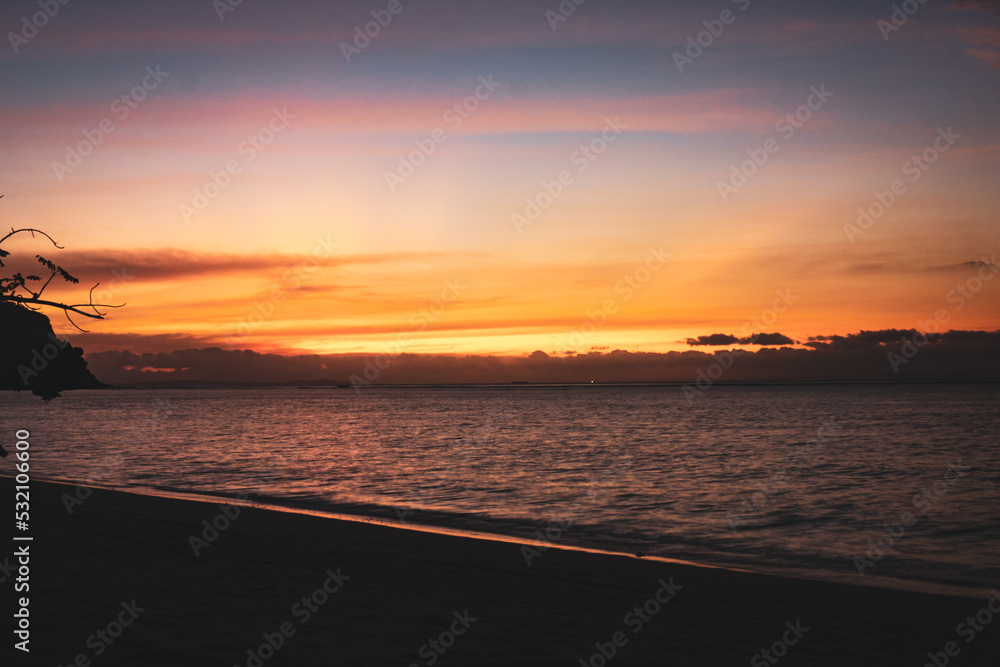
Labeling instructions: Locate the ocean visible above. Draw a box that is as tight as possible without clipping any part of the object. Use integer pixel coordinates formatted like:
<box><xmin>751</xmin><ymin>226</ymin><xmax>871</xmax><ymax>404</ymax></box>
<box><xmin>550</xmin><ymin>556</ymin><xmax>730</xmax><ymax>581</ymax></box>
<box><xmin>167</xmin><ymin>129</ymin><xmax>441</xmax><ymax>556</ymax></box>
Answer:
<box><xmin>3</xmin><ymin>383</ymin><xmax>998</xmax><ymax>598</ymax></box>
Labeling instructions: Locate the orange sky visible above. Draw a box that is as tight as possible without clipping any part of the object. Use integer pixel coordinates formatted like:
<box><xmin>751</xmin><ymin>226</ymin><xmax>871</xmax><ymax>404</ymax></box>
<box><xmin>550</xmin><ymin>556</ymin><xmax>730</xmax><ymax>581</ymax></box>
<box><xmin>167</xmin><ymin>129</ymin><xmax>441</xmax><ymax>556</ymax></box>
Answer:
<box><xmin>2</xmin><ymin>0</ymin><xmax>998</xmax><ymax>357</ymax></box>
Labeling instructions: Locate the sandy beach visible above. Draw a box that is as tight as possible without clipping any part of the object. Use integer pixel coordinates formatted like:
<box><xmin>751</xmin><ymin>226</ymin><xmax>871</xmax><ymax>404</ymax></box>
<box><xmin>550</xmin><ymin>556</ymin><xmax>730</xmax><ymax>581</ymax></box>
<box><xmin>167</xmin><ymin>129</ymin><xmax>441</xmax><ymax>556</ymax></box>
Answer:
<box><xmin>5</xmin><ymin>476</ymin><xmax>998</xmax><ymax>666</ymax></box>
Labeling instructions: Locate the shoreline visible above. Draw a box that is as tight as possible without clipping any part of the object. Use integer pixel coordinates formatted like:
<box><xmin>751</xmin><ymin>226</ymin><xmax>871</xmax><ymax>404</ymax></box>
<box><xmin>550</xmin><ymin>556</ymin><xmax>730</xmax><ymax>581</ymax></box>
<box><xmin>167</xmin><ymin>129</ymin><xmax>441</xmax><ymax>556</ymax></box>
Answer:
<box><xmin>6</xmin><ymin>476</ymin><xmax>999</xmax><ymax>665</ymax></box>
<box><xmin>14</xmin><ymin>473</ymin><xmax>989</xmax><ymax>601</ymax></box>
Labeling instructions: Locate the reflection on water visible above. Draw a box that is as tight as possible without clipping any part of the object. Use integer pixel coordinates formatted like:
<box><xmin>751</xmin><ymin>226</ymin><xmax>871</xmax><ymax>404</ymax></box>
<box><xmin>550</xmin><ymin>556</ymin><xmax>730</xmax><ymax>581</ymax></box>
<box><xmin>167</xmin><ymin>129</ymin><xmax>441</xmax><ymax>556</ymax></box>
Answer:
<box><xmin>3</xmin><ymin>383</ymin><xmax>998</xmax><ymax>597</ymax></box>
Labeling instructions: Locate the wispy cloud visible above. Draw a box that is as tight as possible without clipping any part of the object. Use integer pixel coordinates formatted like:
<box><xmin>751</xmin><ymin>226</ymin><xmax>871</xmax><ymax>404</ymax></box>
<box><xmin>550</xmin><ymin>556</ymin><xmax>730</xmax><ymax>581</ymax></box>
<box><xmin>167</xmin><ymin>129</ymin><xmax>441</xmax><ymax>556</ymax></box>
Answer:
<box><xmin>5</xmin><ymin>248</ymin><xmax>454</xmax><ymax>283</ymax></box>
<box><xmin>952</xmin><ymin>0</ymin><xmax>1000</xmax><ymax>17</ymax></box>
<box><xmin>4</xmin><ymin>89</ymin><xmax>791</xmax><ymax>139</ymax></box>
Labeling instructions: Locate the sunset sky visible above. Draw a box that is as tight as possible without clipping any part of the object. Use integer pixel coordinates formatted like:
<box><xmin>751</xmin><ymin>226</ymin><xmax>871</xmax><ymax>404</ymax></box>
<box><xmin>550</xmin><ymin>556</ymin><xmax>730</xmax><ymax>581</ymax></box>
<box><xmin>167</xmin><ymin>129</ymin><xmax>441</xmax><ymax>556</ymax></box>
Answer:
<box><xmin>2</xmin><ymin>0</ymin><xmax>999</xmax><ymax>361</ymax></box>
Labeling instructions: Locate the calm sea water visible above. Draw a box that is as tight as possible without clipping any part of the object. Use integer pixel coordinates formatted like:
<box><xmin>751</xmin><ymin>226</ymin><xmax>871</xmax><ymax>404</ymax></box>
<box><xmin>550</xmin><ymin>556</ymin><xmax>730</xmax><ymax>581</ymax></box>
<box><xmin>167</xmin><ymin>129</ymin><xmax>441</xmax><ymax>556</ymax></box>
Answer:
<box><xmin>3</xmin><ymin>384</ymin><xmax>998</xmax><ymax>597</ymax></box>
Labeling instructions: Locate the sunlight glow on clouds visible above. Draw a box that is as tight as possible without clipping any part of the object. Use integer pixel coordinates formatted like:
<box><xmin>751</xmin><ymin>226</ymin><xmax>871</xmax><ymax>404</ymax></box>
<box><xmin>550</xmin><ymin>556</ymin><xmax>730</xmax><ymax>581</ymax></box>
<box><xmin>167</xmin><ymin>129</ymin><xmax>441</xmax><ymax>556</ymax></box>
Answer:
<box><xmin>1</xmin><ymin>0</ymin><xmax>998</xmax><ymax>363</ymax></box>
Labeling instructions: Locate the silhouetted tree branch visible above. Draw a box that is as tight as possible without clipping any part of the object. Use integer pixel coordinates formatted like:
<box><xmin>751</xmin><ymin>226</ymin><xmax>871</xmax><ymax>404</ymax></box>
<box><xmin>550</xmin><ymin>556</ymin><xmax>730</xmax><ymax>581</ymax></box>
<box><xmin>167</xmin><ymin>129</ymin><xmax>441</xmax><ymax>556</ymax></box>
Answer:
<box><xmin>0</xmin><ymin>199</ymin><xmax>124</xmax><ymax>331</ymax></box>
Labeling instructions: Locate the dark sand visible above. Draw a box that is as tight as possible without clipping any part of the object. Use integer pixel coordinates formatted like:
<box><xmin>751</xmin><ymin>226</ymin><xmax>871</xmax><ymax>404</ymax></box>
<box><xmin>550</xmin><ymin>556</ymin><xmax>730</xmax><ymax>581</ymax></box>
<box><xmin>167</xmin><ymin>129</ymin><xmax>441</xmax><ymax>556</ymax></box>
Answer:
<box><xmin>4</xmin><ymin>477</ymin><xmax>998</xmax><ymax>666</ymax></box>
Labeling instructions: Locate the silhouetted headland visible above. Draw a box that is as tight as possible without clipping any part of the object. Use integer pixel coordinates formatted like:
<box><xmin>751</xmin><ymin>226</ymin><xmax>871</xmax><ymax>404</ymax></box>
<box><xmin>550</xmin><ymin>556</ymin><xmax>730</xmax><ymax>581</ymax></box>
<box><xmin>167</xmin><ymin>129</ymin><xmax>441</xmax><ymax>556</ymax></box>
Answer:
<box><xmin>0</xmin><ymin>301</ymin><xmax>105</xmax><ymax>400</ymax></box>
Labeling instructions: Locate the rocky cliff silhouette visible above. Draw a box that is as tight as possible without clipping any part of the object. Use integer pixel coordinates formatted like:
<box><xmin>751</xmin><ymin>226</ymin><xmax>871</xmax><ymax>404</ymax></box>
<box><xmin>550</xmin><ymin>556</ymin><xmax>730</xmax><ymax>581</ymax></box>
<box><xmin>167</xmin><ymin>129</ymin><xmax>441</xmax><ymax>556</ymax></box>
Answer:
<box><xmin>0</xmin><ymin>301</ymin><xmax>105</xmax><ymax>400</ymax></box>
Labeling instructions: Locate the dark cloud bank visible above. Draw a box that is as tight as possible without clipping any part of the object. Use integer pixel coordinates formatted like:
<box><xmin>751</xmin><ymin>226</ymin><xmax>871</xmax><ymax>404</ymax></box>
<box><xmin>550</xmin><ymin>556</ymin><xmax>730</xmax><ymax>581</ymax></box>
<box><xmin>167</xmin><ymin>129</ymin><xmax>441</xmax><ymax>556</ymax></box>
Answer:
<box><xmin>685</xmin><ymin>332</ymin><xmax>797</xmax><ymax>347</ymax></box>
<box><xmin>83</xmin><ymin>329</ymin><xmax>1000</xmax><ymax>387</ymax></box>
